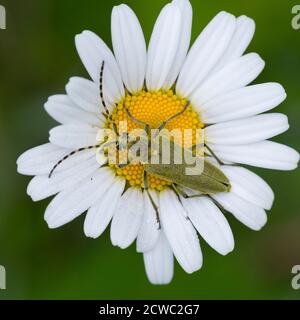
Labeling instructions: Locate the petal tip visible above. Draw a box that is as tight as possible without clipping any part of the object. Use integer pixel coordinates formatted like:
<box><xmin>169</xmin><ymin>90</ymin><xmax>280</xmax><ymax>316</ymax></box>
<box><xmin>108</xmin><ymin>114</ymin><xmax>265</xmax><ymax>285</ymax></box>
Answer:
<box><xmin>238</xmin><ymin>15</ymin><xmax>255</xmax><ymax>27</ymax></box>
<box><xmin>219</xmin><ymin>242</ymin><xmax>235</xmax><ymax>256</ymax></box>
<box><xmin>148</xmin><ymin>278</ymin><xmax>173</xmax><ymax>286</ymax></box>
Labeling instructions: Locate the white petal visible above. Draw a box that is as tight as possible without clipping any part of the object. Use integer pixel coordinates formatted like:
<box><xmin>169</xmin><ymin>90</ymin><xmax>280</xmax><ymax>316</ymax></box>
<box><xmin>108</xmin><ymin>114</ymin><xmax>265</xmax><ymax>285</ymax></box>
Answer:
<box><xmin>221</xmin><ymin>166</ymin><xmax>274</xmax><ymax>210</ymax></box>
<box><xmin>210</xmin><ymin>141</ymin><xmax>299</xmax><ymax>171</ymax></box>
<box><xmin>49</xmin><ymin>124</ymin><xmax>98</xmax><ymax>149</ymax></box>
<box><xmin>159</xmin><ymin>190</ymin><xmax>202</xmax><ymax>273</ymax></box>
<box><xmin>201</xmin><ymin>83</ymin><xmax>287</xmax><ymax>124</ymax></box>
<box><xmin>111</xmin><ymin>4</ymin><xmax>146</xmax><ymax>93</ymax></box>
<box><xmin>143</xmin><ymin>232</ymin><xmax>174</xmax><ymax>285</ymax></box>
<box><xmin>17</xmin><ymin>143</ymin><xmax>68</xmax><ymax>176</ymax></box>
<box><xmin>75</xmin><ymin>30</ymin><xmax>125</xmax><ymax>107</ymax></box>
<box><xmin>137</xmin><ymin>191</ymin><xmax>160</xmax><ymax>253</ymax></box>
<box><xmin>44</xmin><ymin>94</ymin><xmax>101</xmax><ymax>126</ymax></box>
<box><xmin>176</xmin><ymin>11</ymin><xmax>236</xmax><ymax>97</ymax></box>
<box><xmin>213</xmin><ymin>15</ymin><xmax>255</xmax><ymax>72</ymax></box>
<box><xmin>181</xmin><ymin>196</ymin><xmax>234</xmax><ymax>255</ymax></box>
<box><xmin>110</xmin><ymin>188</ymin><xmax>144</xmax><ymax>249</ymax></box>
<box><xmin>45</xmin><ymin>168</ymin><xmax>115</xmax><ymax>228</ymax></box>
<box><xmin>27</xmin><ymin>155</ymin><xmax>99</xmax><ymax>202</ymax></box>
<box><xmin>191</xmin><ymin>53</ymin><xmax>265</xmax><ymax>108</ymax></box>
<box><xmin>164</xmin><ymin>0</ymin><xmax>193</xmax><ymax>88</ymax></box>
<box><xmin>146</xmin><ymin>3</ymin><xmax>182</xmax><ymax>91</ymax></box>
<box><xmin>84</xmin><ymin>177</ymin><xmax>125</xmax><ymax>239</ymax></box>
<box><xmin>213</xmin><ymin>192</ymin><xmax>267</xmax><ymax>231</ymax></box>
<box><xmin>205</xmin><ymin>113</ymin><xmax>289</xmax><ymax>145</ymax></box>
<box><xmin>65</xmin><ymin>77</ymin><xmax>102</xmax><ymax>113</ymax></box>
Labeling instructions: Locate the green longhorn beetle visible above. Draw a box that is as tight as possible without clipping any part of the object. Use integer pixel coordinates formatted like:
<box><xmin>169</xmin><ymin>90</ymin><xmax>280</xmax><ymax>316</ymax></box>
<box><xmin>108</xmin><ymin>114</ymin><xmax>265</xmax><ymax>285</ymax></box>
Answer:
<box><xmin>48</xmin><ymin>61</ymin><xmax>231</xmax><ymax>224</ymax></box>
<box><xmin>123</xmin><ymin>105</ymin><xmax>231</xmax><ymax>197</ymax></box>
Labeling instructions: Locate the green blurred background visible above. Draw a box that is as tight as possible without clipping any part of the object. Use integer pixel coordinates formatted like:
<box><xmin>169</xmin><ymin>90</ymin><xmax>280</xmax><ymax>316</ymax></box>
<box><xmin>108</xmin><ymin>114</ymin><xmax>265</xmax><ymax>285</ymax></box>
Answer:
<box><xmin>0</xmin><ymin>0</ymin><xmax>299</xmax><ymax>300</ymax></box>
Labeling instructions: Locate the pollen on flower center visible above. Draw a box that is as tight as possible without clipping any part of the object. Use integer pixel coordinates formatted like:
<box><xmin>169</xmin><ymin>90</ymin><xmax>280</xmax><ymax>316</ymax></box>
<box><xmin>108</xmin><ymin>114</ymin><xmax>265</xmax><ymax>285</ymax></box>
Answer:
<box><xmin>106</xmin><ymin>89</ymin><xmax>204</xmax><ymax>191</ymax></box>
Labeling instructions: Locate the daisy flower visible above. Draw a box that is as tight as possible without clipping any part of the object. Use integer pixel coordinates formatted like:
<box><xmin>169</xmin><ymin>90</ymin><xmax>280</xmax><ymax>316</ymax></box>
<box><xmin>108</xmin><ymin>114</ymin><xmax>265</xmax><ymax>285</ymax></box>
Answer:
<box><xmin>17</xmin><ymin>0</ymin><xmax>299</xmax><ymax>285</ymax></box>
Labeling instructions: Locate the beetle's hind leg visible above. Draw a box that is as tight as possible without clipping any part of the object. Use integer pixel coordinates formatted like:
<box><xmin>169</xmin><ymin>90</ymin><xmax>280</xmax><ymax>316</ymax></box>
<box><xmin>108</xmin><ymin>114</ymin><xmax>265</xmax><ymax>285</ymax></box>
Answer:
<box><xmin>143</xmin><ymin>170</ymin><xmax>161</xmax><ymax>229</ymax></box>
<box><xmin>172</xmin><ymin>184</ymin><xmax>204</xmax><ymax>200</ymax></box>
<box><xmin>204</xmin><ymin>143</ymin><xmax>225</xmax><ymax>166</ymax></box>
<box><xmin>208</xmin><ymin>195</ymin><xmax>228</xmax><ymax>215</ymax></box>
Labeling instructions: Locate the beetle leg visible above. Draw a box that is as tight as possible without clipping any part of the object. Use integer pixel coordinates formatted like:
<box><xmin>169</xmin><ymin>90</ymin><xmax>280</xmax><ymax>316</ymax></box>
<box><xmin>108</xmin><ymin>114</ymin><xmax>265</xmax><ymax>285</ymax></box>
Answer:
<box><xmin>184</xmin><ymin>194</ymin><xmax>205</xmax><ymax>199</ymax></box>
<box><xmin>205</xmin><ymin>144</ymin><xmax>225</xmax><ymax>166</ymax></box>
<box><xmin>143</xmin><ymin>170</ymin><xmax>161</xmax><ymax>229</ymax></box>
<box><xmin>172</xmin><ymin>184</ymin><xmax>187</xmax><ymax>197</ymax></box>
<box><xmin>207</xmin><ymin>195</ymin><xmax>228</xmax><ymax>215</ymax></box>
<box><xmin>157</xmin><ymin>100</ymin><xmax>191</xmax><ymax>133</ymax></box>
<box><xmin>124</xmin><ymin>103</ymin><xmax>150</xmax><ymax>128</ymax></box>
<box><xmin>172</xmin><ymin>184</ymin><xmax>204</xmax><ymax>199</ymax></box>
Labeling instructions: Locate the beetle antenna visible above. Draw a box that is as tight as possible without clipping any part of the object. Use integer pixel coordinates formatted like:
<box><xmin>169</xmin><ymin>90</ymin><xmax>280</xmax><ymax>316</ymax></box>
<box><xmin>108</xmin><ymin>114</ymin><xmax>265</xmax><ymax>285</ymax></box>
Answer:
<box><xmin>48</xmin><ymin>144</ymin><xmax>102</xmax><ymax>178</ymax></box>
<box><xmin>158</xmin><ymin>100</ymin><xmax>190</xmax><ymax>132</ymax></box>
<box><xmin>99</xmin><ymin>61</ymin><xmax>120</xmax><ymax>137</ymax></box>
<box><xmin>100</xmin><ymin>61</ymin><xmax>110</xmax><ymax>116</ymax></box>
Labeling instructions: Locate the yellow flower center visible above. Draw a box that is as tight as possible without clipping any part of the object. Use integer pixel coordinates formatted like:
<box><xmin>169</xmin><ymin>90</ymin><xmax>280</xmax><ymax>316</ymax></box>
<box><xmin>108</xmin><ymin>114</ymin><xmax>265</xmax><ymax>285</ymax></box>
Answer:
<box><xmin>106</xmin><ymin>89</ymin><xmax>204</xmax><ymax>191</ymax></box>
